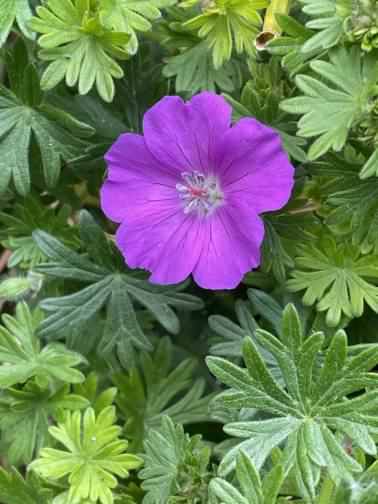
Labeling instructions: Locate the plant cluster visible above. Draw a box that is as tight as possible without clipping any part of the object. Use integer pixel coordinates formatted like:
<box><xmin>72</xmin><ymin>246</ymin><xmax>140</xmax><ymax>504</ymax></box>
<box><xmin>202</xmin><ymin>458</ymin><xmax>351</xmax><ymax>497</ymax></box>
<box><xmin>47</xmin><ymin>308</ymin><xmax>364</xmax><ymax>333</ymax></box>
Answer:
<box><xmin>0</xmin><ymin>0</ymin><xmax>378</xmax><ymax>502</ymax></box>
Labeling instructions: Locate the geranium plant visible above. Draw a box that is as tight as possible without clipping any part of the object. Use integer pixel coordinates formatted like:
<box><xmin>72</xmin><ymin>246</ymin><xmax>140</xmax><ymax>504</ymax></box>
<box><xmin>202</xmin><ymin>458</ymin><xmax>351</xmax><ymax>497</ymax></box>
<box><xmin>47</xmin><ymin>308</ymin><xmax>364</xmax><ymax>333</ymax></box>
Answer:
<box><xmin>0</xmin><ymin>0</ymin><xmax>378</xmax><ymax>502</ymax></box>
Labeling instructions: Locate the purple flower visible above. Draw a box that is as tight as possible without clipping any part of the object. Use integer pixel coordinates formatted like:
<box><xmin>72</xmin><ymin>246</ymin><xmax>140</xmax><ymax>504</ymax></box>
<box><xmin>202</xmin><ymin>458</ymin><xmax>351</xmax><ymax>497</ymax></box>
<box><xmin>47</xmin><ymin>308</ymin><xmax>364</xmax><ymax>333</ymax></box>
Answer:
<box><xmin>100</xmin><ymin>92</ymin><xmax>295</xmax><ymax>289</ymax></box>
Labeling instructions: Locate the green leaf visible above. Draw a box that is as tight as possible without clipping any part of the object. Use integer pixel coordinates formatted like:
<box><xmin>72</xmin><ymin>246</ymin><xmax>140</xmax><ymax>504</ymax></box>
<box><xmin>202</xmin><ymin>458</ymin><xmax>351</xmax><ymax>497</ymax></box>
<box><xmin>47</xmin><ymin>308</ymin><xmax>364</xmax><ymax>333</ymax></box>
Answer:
<box><xmin>209</xmin><ymin>297</ymin><xmax>281</xmax><ymax>382</ymax></box>
<box><xmin>299</xmin><ymin>0</ymin><xmax>351</xmax><ymax>53</ymax></box>
<box><xmin>296</xmin><ymin>424</ymin><xmax>318</xmax><ymax>499</ymax></box>
<box><xmin>311</xmin><ymin>153</ymin><xmax>378</xmax><ymax>254</ymax></box>
<box><xmin>316</xmin><ymin>329</ymin><xmax>347</xmax><ymax>398</ymax></box>
<box><xmin>30</xmin><ymin>406</ymin><xmax>143</xmax><ymax>504</ymax></box>
<box><xmin>139</xmin><ymin>416</ymin><xmax>212</xmax><ymax>503</ymax></box>
<box><xmin>281</xmin><ymin>47</ymin><xmax>378</xmax><ymax>160</ymax></box>
<box><xmin>0</xmin><ymin>382</ymin><xmax>88</xmax><ymax>464</ymax></box>
<box><xmin>224</xmin><ymin>57</ymin><xmax>307</xmax><ymax>162</ymax></box>
<box><xmin>0</xmin><ymin>0</ymin><xmax>34</xmax><ymax>46</ymax></box>
<box><xmin>359</xmin><ymin>148</ymin><xmax>378</xmax><ymax>180</ymax></box>
<box><xmin>207</xmin><ymin>303</ymin><xmax>378</xmax><ymax>495</ymax></box>
<box><xmin>99</xmin><ymin>0</ymin><xmax>175</xmax><ymax>53</ymax></box>
<box><xmin>210</xmin><ymin>477</ymin><xmax>249</xmax><ymax>504</ymax></box>
<box><xmin>164</xmin><ymin>40</ymin><xmax>240</xmax><ymax>93</ymax></box>
<box><xmin>0</xmin><ymin>468</ymin><xmax>52</xmax><ymax>504</ymax></box>
<box><xmin>0</xmin><ymin>195</ymin><xmax>79</xmax><ymax>268</ymax></box>
<box><xmin>33</xmin><ymin>210</ymin><xmax>203</xmax><ymax>367</ymax></box>
<box><xmin>114</xmin><ymin>337</ymin><xmax>213</xmax><ymax>452</ymax></box>
<box><xmin>73</xmin><ymin>371</ymin><xmax>117</xmax><ymax>415</ymax></box>
<box><xmin>325</xmin><ymin>463</ymin><xmax>378</xmax><ymax>504</ymax></box>
<box><xmin>0</xmin><ymin>302</ymin><xmax>86</xmax><ymax>389</ymax></box>
<box><xmin>247</xmin><ymin>288</ymin><xmax>283</xmax><ymax>334</ymax></box>
<box><xmin>210</xmin><ymin>450</ymin><xmax>284</xmax><ymax>504</ymax></box>
<box><xmin>209</xmin><ymin>299</ymin><xmax>259</xmax><ymax>358</ymax></box>
<box><xmin>287</xmin><ymin>234</ymin><xmax>378</xmax><ymax>326</ymax></box>
<box><xmin>268</xmin><ymin>14</ymin><xmax>316</xmax><ymax>76</ymax></box>
<box><xmin>183</xmin><ymin>0</ymin><xmax>268</xmax><ymax>68</ymax></box>
<box><xmin>29</xmin><ymin>0</ymin><xmax>131</xmax><ymax>102</ymax></box>
<box><xmin>0</xmin><ymin>276</ymin><xmax>34</xmax><ymax>301</ymax></box>
<box><xmin>0</xmin><ymin>62</ymin><xmax>92</xmax><ymax>194</ymax></box>
<box><xmin>220</xmin><ymin>417</ymin><xmax>301</xmax><ymax>475</ymax></box>
<box><xmin>242</xmin><ymin>337</ymin><xmax>291</xmax><ymax>406</ymax></box>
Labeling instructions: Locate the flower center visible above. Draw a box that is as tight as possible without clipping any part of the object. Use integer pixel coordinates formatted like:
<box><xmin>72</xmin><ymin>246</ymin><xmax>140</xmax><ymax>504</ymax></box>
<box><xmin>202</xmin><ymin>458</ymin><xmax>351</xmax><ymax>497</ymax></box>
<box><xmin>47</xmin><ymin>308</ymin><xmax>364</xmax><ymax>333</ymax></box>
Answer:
<box><xmin>176</xmin><ymin>171</ymin><xmax>224</xmax><ymax>217</ymax></box>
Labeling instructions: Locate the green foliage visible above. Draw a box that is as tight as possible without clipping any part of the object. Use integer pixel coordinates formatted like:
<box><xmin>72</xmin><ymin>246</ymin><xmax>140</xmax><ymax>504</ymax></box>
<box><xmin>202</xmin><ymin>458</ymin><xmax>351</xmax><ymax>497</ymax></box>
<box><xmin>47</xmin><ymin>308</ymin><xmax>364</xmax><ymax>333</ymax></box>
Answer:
<box><xmin>281</xmin><ymin>46</ymin><xmax>378</xmax><ymax>160</ymax></box>
<box><xmin>345</xmin><ymin>0</ymin><xmax>378</xmax><ymax>52</ymax></box>
<box><xmin>99</xmin><ymin>0</ymin><xmax>176</xmax><ymax>54</ymax></box>
<box><xmin>29</xmin><ymin>0</ymin><xmax>131</xmax><ymax>102</ymax></box>
<box><xmin>0</xmin><ymin>55</ymin><xmax>93</xmax><ymax>195</ymax></box>
<box><xmin>310</xmin><ymin>153</ymin><xmax>378</xmax><ymax>253</ymax></box>
<box><xmin>0</xmin><ymin>0</ymin><xmax>34</xmax><ymax>46</ymax></box>
<box><xmin>183</xmin><ymin>0</ymin><xmax>268</xmax><ymax>68</ymax></box>
<box><xmin>0</xmin><ymin>275</ymin><xmax>36</xmax><ymax>301</ymax></box>
<box><xmin>224</xmin><ymin>57</ymin><xmax>307</xmax><ymax>161</ymax></box>
<box><xmin>30</xmin><ymin>406</ymin><xmax>143</xmax><ymax>504</ymax></box>
<box><xmin>328</xmin><ymin>463</ymin><xmax>378</xmax><ymax>503</ymax></box>
<box><xmin>164</xmin><ymin>40</ymin><xmax>240</xmax><ymax>93</ymax></box>
<box><xmin>114</xmin><ymin>337</ymin><xmax>213</xmax><ymax>451</ymax></box>
<box><xmin>207</xmin><ymin>304</ymin><xmax>378</xmax><ymax>499</ymax></box>
<box><xmin>140</xmin><ymin>416</ymin><xmax>213</xmax><ymax>503</ymax></box>
<box><xmin>0</xmin><ymin>302</ymin><xmax>85</xmax><ymax>388</ymax></box>
<box><xmin>209</xmin><ymin>291</ymin><xmax>283</xmax><ymax>381</ymax></box>
<box><xmin>209</xmin><ymin>297</ymin><xmax>260</xmax><ymax>359</ymax></box>
<box><xmin>268</xmin><ymin>13</ymin><xmax>316</xmax><ymax>75</ymax></box>
<box><xmin>299</xmin><ymin>0</ymin><xmax>352</xmax><ymax>53</ymax></box>
<box><xmin>0</xmin><ymin>382</ymin><xmax>88</xmax><ymax>464</ymax></box>
<box><xmin>74</xmin><ymin>371</ymin><xmax>118</xmax><ymax>414</ymax></box>
<box><xmin>260</xmin><ymin>209</ymin><xmax>320</xmax><ymax>283</ymax></box>
<box><xmin>287</xmin><ymin>234</ymin><xmax>378</xmax><ymax>326</ymax></box>
<box><xmin>0</xmin><ymin>196</ymin><xmax>79</xmax><ymax>268</ymax></box>
<box><xmin>360</xmin><ymin>148</ymin><xmax>378</xmax><ymax>179</ymax></box>
<box><xmin>0</xmin><ymin>468</ymin><xmax>52</xmax><ymax>504</ymax></box>
<box><xmin>1</xmin><ymin>0</ymin><xmax>378</xmax><ymax>500</ymax></box>
<box><xmin>0</xmin><ymin>300</ymin><xmax>88</xmax><ymax>465</ymax></box>
<box><xmin>33</xmin><ymin>211</ymin><xmax>203</xmax><ymax>367</ymax></box>
<box><xmin>157</xmin><ymin>7</ymin><xmax>243</xmax><ymax>93</ymax></box>
<box><xmin>209</xmin><ymin>451</ymin><xmax>284</xmax><ymax>503</ymax></box>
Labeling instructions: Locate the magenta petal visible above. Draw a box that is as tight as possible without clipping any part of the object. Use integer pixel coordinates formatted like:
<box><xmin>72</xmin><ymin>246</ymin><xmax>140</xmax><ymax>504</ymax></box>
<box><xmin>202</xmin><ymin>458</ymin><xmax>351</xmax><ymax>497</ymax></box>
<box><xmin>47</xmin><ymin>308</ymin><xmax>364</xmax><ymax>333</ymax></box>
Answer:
<box><xmin>215</xmin><ymin>118</ymin><xmax>295</xmax><ymax>213</ymax></box>
<box><xmin>116</xmin><ymin>211</ymin><xmax>204</xmax><ymax>284</ymax></box>
<box><xmin>102</xmin><ymin>133</ymin><xmax>180</xmax><ymax>224</ymax></box>
<box><xmin>100</xmin><ymin>180</ymin><xmax>128</xmax><ymax>223</ymax></box>
<box><xmin>193</xmin><ymin>204</ymin><xmax>264</xmax><ymax>289</ymax></box>
<box><xmin>226</xmin><ymin>160</ymin><xmax>295</xmax><ymax>214</ymax></box>
<box><xmin>143</xmin><ymin>92</ymin><xmax>232</xmax><ymax>173</ymax></box>
<box><xmin>104</xmin><ymin>132</ymin><xmax>178</xmax><ymax>184</ymax></box>
<box><xmin>149</xmin><ymin>215</ymin><xmax>206</xmax><ymax>284</ymax></box>
<box><xmin>100</xmin><ymin>178</ymin><xmax>178</xmax><ymax>224</ymax></box>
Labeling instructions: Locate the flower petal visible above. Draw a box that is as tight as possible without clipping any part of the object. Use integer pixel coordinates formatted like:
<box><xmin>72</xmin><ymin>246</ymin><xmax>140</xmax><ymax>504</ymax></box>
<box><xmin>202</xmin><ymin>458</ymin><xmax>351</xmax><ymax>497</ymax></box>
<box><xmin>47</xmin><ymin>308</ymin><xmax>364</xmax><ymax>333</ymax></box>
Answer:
<box><xmin>193</xmin><ymin>202</ymin><xmax>264</xmax><ymax>289</ymax></box>
<box><xmin>116</xmin><ymin>209</ymin><xmax>205</xmax><ymax>285</ymax></box>
<box><xmin>100</xmin><ymin>178</ymin><xmax>178</xmax><ymax>224</ymax></box>
<box><xmin>104</xmin><ymin>132</ymin><xmax>178</xmax><ymax>184</ymax></box>
<box><xmin>215</xmin><ymin>118</ymin><xmax>295</xmax><ymax>213</ymax></box>
<box><xmin>143</xmin><ymin>92</ymin><xmax>232</xmax><ymax>173</ymax></box>
<box><xmin>101</xmin><ymin>133</ymin><xmax>180</xmax><ymax>223</ymax></box>
<box><xmin>148</xmin><ymin>215</ymin><xmax>206</xmax><ymax>284</ymax></box>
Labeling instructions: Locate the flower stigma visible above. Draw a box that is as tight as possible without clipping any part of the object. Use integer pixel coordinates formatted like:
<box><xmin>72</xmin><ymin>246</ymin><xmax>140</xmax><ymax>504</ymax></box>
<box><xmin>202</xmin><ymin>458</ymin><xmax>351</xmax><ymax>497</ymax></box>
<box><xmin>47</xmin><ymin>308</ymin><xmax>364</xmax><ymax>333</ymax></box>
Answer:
<box><xmin>176</xmin><ymin>171</ymin><xmax>224</xmax><ymax>217</ymax></box>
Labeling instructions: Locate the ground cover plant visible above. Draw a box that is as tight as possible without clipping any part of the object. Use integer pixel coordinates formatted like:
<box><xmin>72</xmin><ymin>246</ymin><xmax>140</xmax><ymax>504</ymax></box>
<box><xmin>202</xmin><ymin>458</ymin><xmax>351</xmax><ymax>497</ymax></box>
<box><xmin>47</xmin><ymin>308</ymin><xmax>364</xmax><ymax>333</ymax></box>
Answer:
<box><xmin>0</xmin><ymin>0</ymin><xmax>378</xmax><ymax>502</ymax></box>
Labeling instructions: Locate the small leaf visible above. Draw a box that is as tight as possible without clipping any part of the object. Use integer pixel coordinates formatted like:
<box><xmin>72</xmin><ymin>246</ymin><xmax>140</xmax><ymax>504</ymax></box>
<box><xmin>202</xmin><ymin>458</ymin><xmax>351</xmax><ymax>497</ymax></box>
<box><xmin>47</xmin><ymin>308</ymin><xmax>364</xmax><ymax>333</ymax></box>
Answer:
<box><xmin>0</xmin><ymin>302</ymin><xmax>86</xmax><ymax>389</ymax></box>
<box><xmin>281</xmin><ymin>47</ymin><xmax>378</xmax><ymax>159</ymax></box>
<box><xmin>34</xmin><ymin>211</ymin><xmax>203</xmax><ymax>365</ymax></box>
<box><xmin>30</xmin><ymin>0</ymin><xmax>130</xmax><ymax>101</ymax></box>
<box><xmin>30</xmin><ymin>406</ymin><xmax>143</xmax><ymax>504</ymax></box>
<box><xmin>0</xmin><ymin>0</ymin><xmax>34</xmax><ymax>46</ymax></box>
<box><xmin>140</xmin><ymin>416</ymin><xmax>212</xmax><ymax>503</ymax></box>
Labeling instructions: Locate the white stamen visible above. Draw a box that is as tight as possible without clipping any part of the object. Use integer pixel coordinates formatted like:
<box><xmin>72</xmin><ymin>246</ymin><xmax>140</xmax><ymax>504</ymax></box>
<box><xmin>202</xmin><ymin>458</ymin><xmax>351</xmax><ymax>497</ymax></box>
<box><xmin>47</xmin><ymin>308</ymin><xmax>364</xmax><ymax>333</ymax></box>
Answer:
<box><xmin>176</xmin><ymin>170</ymin><xmax>224</xmax><ymax>217</ymax></box>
